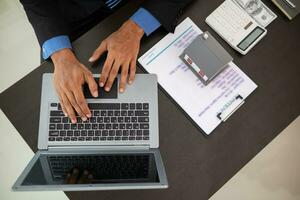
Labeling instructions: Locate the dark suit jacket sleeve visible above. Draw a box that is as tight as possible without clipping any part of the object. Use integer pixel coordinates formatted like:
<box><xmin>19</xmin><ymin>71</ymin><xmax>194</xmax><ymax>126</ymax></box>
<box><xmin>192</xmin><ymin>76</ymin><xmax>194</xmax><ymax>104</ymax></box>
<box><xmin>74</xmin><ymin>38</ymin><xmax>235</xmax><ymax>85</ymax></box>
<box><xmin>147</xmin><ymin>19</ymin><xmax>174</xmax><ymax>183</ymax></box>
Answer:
<box><xmin>20</xmin><ymin>0</ymin><xmax>69</xmax><ymax>47</ymax></box>
<box><xmin>141</xmin><ymin>0</ymin><xmax>194</xmax><ymax>33</ymax></box>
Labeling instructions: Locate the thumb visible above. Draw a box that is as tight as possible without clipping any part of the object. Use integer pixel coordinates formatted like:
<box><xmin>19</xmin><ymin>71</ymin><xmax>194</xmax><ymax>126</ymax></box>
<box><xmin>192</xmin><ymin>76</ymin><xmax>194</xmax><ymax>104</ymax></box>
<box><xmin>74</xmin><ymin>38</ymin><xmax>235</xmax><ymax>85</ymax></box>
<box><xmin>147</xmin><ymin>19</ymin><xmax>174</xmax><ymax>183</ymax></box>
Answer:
<box><xmin>84</xmin><ymin>71</ymin><xmax>98</xmax><ymax>97</ymax></box>
<box><xmin>89</xmin><ymin>41</ymin><xmax>107</xmax><ymax>62</ymax></box>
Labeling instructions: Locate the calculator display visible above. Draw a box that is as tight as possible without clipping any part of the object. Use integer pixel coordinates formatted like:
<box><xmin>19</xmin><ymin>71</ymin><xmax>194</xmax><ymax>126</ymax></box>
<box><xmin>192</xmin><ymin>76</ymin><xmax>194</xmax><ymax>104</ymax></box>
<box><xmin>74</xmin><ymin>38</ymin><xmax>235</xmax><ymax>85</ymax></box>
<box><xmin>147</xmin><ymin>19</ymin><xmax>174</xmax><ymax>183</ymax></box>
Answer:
<box><xmin>237</xmin><ymin>27</ymin><xmax>265</xmax><ymax>51</ymax></box>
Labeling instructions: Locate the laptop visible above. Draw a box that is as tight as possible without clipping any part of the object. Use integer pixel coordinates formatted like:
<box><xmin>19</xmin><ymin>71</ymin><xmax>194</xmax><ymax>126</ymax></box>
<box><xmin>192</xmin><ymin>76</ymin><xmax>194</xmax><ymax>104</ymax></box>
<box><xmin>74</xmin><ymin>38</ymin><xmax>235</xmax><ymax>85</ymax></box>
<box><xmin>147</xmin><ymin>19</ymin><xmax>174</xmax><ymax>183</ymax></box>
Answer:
<box><xmin>12</xmin><ymin>73</ymin><xmax>168</xmax><ymax>191</ymax></box>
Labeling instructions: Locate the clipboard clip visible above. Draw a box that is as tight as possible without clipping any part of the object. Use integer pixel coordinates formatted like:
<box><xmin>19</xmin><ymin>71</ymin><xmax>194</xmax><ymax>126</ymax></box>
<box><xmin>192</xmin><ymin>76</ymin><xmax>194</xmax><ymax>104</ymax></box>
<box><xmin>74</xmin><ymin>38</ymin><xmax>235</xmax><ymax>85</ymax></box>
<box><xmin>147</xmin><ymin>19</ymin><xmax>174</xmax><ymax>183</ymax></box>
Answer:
<box><xmin>217</xmin><ymin>95</ymin><xmax>245</xmax><ymax>122</ymax></box>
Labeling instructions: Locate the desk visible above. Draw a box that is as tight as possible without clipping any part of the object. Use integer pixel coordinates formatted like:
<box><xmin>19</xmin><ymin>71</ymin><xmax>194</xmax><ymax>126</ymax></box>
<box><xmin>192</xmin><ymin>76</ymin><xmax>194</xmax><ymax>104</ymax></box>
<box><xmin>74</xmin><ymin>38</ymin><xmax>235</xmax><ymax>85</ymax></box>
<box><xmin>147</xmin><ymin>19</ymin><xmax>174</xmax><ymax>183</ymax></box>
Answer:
<box><xmin>0</xmin><ymin>1</ymin><xmax>299</xmax><ymax>199</ymax></box>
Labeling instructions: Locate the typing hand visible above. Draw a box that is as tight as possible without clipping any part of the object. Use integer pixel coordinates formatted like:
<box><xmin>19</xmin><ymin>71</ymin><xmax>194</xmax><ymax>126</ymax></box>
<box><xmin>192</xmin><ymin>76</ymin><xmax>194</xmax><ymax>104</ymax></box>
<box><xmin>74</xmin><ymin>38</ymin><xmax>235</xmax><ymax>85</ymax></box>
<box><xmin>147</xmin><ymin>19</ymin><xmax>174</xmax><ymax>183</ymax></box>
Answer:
<box><xmin>88</xmin><ymin>19</ymin><xmax>144</xmax><ymax>93</ymax></box>
<box><xmin>51</xmin><ymin>49</ymin><xmax>98</xmax><ymax>123</ymax></box>
<box><xmin>64</xmin><ymin>168</ymin><xmax>94</xmax><ymax>184</ymax></box>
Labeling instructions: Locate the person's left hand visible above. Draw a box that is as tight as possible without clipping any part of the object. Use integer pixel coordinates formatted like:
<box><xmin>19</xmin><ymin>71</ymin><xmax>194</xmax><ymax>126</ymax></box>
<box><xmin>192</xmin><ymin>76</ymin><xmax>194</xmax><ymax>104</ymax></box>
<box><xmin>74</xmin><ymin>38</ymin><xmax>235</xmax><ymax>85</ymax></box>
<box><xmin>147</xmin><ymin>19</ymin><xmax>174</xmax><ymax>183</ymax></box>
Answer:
<box><xmin>89</xmin><ymin>19</ymin><xmax>144</xmax><ymax>93</ymax></box>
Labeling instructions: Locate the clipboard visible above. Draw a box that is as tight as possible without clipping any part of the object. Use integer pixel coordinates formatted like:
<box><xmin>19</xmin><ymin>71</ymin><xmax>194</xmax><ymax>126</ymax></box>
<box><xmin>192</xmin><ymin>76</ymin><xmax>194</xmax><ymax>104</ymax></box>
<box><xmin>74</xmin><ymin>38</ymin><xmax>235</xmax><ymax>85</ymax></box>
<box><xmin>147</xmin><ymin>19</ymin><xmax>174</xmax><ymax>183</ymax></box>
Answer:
<box><xmin>138</xmin><ymin>18</ymin><xmax>257</xmax><ymax>135</ymax></box>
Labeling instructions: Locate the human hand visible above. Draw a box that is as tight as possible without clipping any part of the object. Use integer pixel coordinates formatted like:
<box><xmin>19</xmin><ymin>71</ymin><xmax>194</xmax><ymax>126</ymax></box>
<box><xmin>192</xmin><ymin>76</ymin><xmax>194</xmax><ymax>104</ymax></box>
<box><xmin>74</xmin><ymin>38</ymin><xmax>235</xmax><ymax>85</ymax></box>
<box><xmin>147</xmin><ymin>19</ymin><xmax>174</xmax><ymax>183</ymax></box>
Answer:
<box><xmin>64</xmin><ymin>168</ymin><xmax>93</xmax><ymax>184</ymax></box>
<box><xmin>89</xmin><ymin>19</ymin><xmax>144</xmax><ymax>93</ymax></box>
<box><xmin>51</xmin><ymin>49</ymin><xmax>98</xmax><ymax>123</ymax></box>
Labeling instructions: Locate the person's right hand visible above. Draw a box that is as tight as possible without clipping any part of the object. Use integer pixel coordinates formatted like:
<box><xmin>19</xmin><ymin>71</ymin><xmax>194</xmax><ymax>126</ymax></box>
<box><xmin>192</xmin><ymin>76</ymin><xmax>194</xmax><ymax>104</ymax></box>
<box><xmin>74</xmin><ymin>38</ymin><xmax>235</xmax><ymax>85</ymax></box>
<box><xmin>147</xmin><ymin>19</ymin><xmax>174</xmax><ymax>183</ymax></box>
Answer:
<box><xmin>51</xmin><ymin>48</ymin><xmax>98</xmax><ymax>123</ymax></box>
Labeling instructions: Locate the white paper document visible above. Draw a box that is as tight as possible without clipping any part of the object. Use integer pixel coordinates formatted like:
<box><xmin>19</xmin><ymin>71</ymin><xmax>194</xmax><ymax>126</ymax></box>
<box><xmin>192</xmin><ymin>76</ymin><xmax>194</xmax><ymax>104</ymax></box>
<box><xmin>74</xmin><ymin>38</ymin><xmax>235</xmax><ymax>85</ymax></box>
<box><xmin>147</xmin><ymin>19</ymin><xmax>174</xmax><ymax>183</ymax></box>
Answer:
<box><xmin>138</xmin><ymin>18</ymin><xmax>257</xmax><ymax>135</ymax></box>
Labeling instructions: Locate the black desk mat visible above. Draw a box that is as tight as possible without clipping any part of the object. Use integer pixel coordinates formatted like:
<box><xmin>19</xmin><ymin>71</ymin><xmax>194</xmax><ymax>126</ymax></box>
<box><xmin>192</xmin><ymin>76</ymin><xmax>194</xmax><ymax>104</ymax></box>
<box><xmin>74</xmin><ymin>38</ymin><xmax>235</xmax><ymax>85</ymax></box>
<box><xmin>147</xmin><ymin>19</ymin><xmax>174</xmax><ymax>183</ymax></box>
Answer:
<box><xmin>1</xmin><ymin>1</ymin><xmax>300</xmax><ymax>199</ymax></box>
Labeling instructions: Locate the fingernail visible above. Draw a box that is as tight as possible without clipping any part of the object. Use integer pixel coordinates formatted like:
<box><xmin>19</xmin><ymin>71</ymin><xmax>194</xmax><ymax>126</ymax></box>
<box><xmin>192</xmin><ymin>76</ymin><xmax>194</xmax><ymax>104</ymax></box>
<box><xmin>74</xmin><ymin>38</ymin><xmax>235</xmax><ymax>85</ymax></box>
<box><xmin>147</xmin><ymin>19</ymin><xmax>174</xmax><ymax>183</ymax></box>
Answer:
<box><xmin>82</xmin><ymin>117</ymin><xmax>87</xmax><ymax>121</ymax></box>
<box><xmin>128</xmin><ymin>80</ymin><xmax>133</xmax><ymax>84</ymax></box>
<box><xmin>87</xmin><ymin>113</ymin><xmax>92</xmax><ymax>118</ymax></box>
<box><xmin>119</xmin><ymin>88</ymin><xmax>124</xmax><ymax>93</ymax></box>
<box><xmin>88</xmin><ymin>57</ymin><xmax>94</xmax><ymax>62</ymax></box>
<box><xmin>71</xmin><ymin>119</ymin><xmax>76</xmax><ymax>123</ymax></box>
<box><xmin>105</xmin><ymin>87</ymin><xmax>110</xmax><ymax>91</ymax></box>
<box><xmin>64</xmin><ymin>112</ymin><xmax>68</xmax><ymax>117</ymax></box>
<box><xmin>93</xmin><ymin>91</ymin><xmax>98</xmax><ymax>97</ymax></box>
<box><xmin>99</xmin><ymin>82</ymin><xmax>104</xmax><ymax>87</ymax></box>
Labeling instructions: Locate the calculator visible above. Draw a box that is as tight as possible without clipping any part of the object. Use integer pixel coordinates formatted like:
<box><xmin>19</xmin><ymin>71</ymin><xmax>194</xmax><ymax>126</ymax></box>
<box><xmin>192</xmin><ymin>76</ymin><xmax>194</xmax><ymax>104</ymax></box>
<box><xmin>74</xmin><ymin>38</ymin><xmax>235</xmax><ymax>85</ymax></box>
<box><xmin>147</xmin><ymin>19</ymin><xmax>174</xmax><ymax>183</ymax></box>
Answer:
<box><xmin>205</xmin><ymin>0</ymin><xmax>267</xmax><ymax>55</ymax></box>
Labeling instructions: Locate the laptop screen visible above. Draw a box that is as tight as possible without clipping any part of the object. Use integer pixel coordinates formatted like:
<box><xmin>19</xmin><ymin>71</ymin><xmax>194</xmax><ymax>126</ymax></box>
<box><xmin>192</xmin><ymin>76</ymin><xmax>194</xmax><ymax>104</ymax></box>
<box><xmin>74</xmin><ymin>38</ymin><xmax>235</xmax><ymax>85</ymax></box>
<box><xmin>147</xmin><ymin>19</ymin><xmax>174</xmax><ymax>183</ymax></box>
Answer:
<box><xmin>20</xmin><ymin>153</ymin><xmax>159</xmax><ymax>185</ymax></box>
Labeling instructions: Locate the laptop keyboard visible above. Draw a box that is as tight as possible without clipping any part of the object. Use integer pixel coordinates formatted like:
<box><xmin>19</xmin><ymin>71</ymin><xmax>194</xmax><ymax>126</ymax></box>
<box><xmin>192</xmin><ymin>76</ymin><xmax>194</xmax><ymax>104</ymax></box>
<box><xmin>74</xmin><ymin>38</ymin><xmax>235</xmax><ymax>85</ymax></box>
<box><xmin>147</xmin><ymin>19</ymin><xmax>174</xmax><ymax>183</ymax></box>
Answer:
<box><xmin>48</xmin><ymin>154</ymin><xmax>150</xmax><ymax>181</ymax></box>
<box><xmin>48</xmin><ymin>103</ymin><xmax>150</xmax><ymax>142</ymax></box>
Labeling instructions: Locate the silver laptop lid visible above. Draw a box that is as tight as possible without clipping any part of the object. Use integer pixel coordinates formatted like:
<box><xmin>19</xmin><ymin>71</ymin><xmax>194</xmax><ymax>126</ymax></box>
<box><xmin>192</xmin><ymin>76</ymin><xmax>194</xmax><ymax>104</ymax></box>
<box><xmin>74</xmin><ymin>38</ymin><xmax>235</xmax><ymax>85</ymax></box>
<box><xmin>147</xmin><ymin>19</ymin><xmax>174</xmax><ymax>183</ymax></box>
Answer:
<box><xmin>38</xmin><ymin>74</ymin><xmax>159</xmax><ymax>150</ymax></box>
<box><xmin>12</xmin><ymin>149</ymin><xmax>168</xmax><ymax>191</ymax></box>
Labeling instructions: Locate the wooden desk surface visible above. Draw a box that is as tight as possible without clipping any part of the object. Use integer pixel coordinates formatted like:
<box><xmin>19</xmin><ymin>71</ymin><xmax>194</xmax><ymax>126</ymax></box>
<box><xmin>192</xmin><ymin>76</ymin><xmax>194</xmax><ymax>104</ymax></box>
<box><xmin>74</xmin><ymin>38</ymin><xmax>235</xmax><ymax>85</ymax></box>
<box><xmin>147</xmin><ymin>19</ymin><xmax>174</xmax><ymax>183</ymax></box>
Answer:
<box><xmin>1</xmin><ymin>1</ymin><xmax>299</xmax><ymax>199</ymax></box>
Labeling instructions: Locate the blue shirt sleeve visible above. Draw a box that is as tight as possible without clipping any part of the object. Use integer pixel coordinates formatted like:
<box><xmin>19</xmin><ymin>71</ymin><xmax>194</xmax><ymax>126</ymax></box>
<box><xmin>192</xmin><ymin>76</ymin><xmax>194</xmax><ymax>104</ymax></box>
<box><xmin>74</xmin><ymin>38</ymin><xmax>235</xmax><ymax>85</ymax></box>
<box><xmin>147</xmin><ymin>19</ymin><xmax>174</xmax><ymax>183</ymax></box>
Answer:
<box><xmin>130</xmin><ymin>8</ymin><xmax>161</xmax><ymax>36</ymax></box>
<box><xmin>42</xmin><ymin>35</ymin><xmax>72</xmax><ymax>59</ymax></box>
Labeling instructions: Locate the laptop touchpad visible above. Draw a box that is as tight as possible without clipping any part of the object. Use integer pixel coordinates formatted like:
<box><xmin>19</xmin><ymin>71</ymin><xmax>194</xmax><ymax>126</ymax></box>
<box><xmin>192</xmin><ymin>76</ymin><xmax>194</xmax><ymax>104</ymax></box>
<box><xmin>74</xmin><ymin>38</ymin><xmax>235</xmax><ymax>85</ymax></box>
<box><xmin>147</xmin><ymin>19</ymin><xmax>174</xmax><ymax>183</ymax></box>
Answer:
<box><xmin>83</xmin><ymin>78</ymin><xmax>118</xmax><ymax>99</ymax></box>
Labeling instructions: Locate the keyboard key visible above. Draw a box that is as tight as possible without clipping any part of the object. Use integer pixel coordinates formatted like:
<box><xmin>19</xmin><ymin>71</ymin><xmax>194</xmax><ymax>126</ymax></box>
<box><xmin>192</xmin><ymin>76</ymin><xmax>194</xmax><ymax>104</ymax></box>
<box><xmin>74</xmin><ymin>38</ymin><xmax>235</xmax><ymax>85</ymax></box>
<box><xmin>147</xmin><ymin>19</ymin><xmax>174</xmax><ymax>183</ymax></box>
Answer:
<box><xmin>84</xmin><ymin>124</ymin><xmax>91</xmax><ymax>129</ymax></box>
<box><xmin>63</xmin><ymin>137</ymin><xmax>70</xmax><ymax>141</ymax></box>
<box><xmin>60</xmin><ymin>130</ymin><xmax>66</xmax><ymax>136</ymax></box>
<box><xmin>71</xmin><ymin>137</ymin><xmax>78</xmax><ymax>141</ymax></box>
<box><xmin>126</xmin><ymin>124</ymin><xmax>132</xmax><ymax>129</ymax></box>
<box><xmin>67</xmin><ymin>131</ymin><xmax>73</xmax><ymax>136</ymax></box>
<box><xmin>143</xmin><ymin>130</ymin><xmax>150</xmax><ymax>135</ymax></box>
<box><xmin>109</xmin><ymin>130</ymin><xmax>115</xmax><ymax>136</ymax></box>
<box><xmin>49</xmin><ymin>137</ymin><xmax>55</xmax><ymax>141</ymax></box>
<box><xmin>121</xmin><ymin>111</ymin><xmax>127</xmax><ymax>116</ymax></box>
<box><xmin>129</xmin><ymin>137</ymin><xmax>135</xmax><ymax>140</ymax></box>
<box><xmin>143</xmin><ymin>137</ymin><xmax>149</xmax><ymax>140</ymax></box>
<box><xmin>116</xmin><ymin>130</ymin><xmax>122</xmax><ymax>136</ymax></box>
<box><xmin>86</xmin><ymin>137</ymin><xmax>92</xmax><ymax>141</ymax></box>
<box><xmin>78</xmin><ymin>124</ymin><xmax>84</xmax><ymax>129</ymax></box>
<box><xmin>49</xmin><ymin>131</ymin><xmax>59</xmax><ymax>136</ymax></box>
<box><xmin>133</xmin><ymin>123</ymin><xmax>139</xmax><ymax>129</ymax></box>
<box><xmin>56</xmin><ymin>137</ymin><xmax>62</xmax><ymax>141</ymax></box>
<box><xmin>71</xmin><ymin>124</ymin><xmax>77</xmax><ymax>130</ymax></box>
<box><xmin>49</xmin><ymin>124</ymin><xmax>56</xmax><ymax>130</ymax></box>
<box><xmin>78</xmin><ymin>137</ymin><xmax>85</xmax><ymax>141</ymax></box>
<box><xmin>121</xmin><ymin>103</ymin><xmax>129</xmax><ymax>110</ymax></box>
<box><xmin>128</xmin><ymin>111</ymin><xmax>134</xmax><ymax>116</ymax></box>
<box><xmin>107</xmin><ymin>137</ymin><xmax>114</xmax><ymax>141</ymax></box>
<box><xmin>105</xmin><ymin>124</ymin><xmax>112</xmax><ymax>129</ymax></box>
<box><xmin>88</xmin><ymin>103</ymin><xmax>120</xmax><ymax>110</ymax></box>
<box><xmin>125</xmin><ymin>117</ymin><xmax>130</xmax><ymax>122</ymax></box>
<box><xmin>137</xmin><ymin>130</ymin><xmax>143</xmax><ymax>136</ymax></box>
<box><xmin>115</xmin><ymin>137</ymin><xmax>121</xmax><ymax>140</ymax></box>
<box><xmin>58</xmin><ymin>104</ymin><xmax>62</xmax><ymax>110</ymax></box>
<box><xmin>140</xmin><ymin>123</ymin><xmax>149</xmax><ymax>129</ymax></box>
<box><xmin>50</xmin><ymin>111</ymin><xmax>64</xmax><ymax>116</ymax></box>
<box><xmin>135</xmin><ymin>111</ymin><xmax>149</xmax><ymax>116</ymax></box>
<box><xmin>130</xmin><ymin>103</ymin><xmax>135</xmax><ymax>109</ymax></box>
<box><xmin>63</xmin><ymin>124</ymin><xmax>70</xmax><ymax>129</ymax></box>
<box><xmin>143</xmin><ymin>103</ymin><xmax>149</xmax><ymax>109</ymax></box>
<box><xmin>94</xmin><ymin>111</ymin><xmax>100</xmax><ymax>116</ymax></box>
<box><xmin>90</xmin><ymin>117</ymin><xmax>96</xmax><ymax>123</ymax></box>
<box><xmin>113</xmin><ymin>124</ymin><xmax>118</xmax><ymax>129</ymax></box>
<box><xmin>57</xmin><ymin>123</ymin><xmax>63</xmax><ymax>129</ymax></box>
<box><xmin>118</xmin><ymin>117</ymin><xmax>124</xmax><ymax>123</ymax></box>
<box><xmin>95</xmin><ymin>130</ymin><xmax>101</xmax><ymax>136</ymax></box>
<box><xmin>74</xmin><ymin>131</ymin><xmax>80</xmax><ymax>136</ymax></box>
<box><xmin>92</xmin><ymin>124</ymin><xmax>98</xmax><ymax>129</ymax></box>
<box><xmin>50</xmin><ymin>117</ymin><xmax>61</xmax><ymax>123</ymax></box>
<box><xmin>62</xmin><ymin>117</ymin><xmax>69</xmax><ymax>123</ymax></box>
<box><xmin>93</xmin><ymin>137</ymin><xmax>99</xmax><ymax>141</ymax></box>
<box><xmin>108</xmin><ymin>111</ymin><xmax>114</xmax><ymax>116</ymax></box>
<box><xmin>97</xmin><ymin>117</ymin><xmax>103</xmax><ymax>123</ymax></box>
<box><xmin>123</xmin><ymin>130</ymin><xmax>129</xmax><ymax>136</ymax></box>
<box><xmin>119</xmin><ymin>124</ymin><xmax>125</xmax><ymax>129</ymax></box>
<box><xmin>111</xmin><ymin>117</ymin><xmax>117</xmax><ymax>123</ymax></box>
<box><xmin>50</xmin><ymin>103</ymin><xmax>57</xmax><ymax>107</ymax></box>
<box><xmin>81</xmin><ymin>130</ymin><xmax>87</xmax><ymax>136</ymax></box>
<box><xmin>114</xmin><ymin>111</ymin><xmax>120</xmax><ymax>116</ymax></box>
<box><xmin>122</xmin><ymin>137</ymin><xmax>128</xmax><ymax>140</ymax></box>
<box><xmin>131</xmin><ymin>117</ymin><xmax>137</xmax><ymax>123</ymax></box>
<box><xmin>102</xmin><ymin>130</ymin><xmax>108</xmax><ymax>136</ymax></box>
<box><xmin>130</xmin><ymin>130</ymin><xmax>136</xmax><ymax>136</ymax></box>
<box><xmin>104</xmin><ymin>117</ymin><xmax>110</xmax><ymax>123</ymax></box>
<box><xmin>99</xmin><ymin>124</ymin><xmax>105</xmax><ymax>129</ymax></box>
<box><xmin>138</xmin><ymin>117</ymin><xmax>149</xmax><ymax>122</ymax></box>
<box><xmin>100</xmin><ymin>137</ymin><xmax>106</xmax><ymax>141</ymax></box>
<box><xmin>136</xmin><ymin>103</ymin><xmax>142</xmax><ymax>109</ymax></box>
<box><xmin>88</xmin><ymin>130</ymin><xmax>94</xmax><ymax>136</ymax></box>
<box><xmin>136</xmin><ymin>137</ymin><xmax>142</xmax><ymax>140</ymax></box>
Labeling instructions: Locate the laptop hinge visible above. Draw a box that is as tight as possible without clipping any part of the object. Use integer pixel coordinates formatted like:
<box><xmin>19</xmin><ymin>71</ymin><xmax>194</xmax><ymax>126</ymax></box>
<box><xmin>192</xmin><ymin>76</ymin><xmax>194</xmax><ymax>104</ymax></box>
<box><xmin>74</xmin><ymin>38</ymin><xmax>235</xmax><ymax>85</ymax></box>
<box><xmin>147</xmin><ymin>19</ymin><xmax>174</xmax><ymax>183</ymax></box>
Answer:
<box><xmin>48</xmin><ymin>145</ymin><xmax>150</xmax><ymax>151</ymax></box>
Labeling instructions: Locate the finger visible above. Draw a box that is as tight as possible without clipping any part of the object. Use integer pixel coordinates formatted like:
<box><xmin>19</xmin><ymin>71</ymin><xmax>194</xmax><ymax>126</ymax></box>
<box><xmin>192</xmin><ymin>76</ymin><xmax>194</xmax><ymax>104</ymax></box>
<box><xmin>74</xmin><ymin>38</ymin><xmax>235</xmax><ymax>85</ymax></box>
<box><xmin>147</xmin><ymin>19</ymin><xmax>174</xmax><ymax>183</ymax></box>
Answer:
<box><xmin>119</xmin><ymin>62</ymin><xmax>130</xmax><ymax>93</ymax></box>
<box><xmin>128</xmin><ymin>59</ymin><xmax>137</xmax><ymax>84</ymax></box>
<box><xmin>57</xmin><ymin>92</ymin><xmax>68</xmax><ymax>117</ymax></box>
<box><xmin>84</xmin><ymin>71</ymin><xmax>98</xmax><ymax>98</ymax></box>
<box><xmin>99</xmin><ymin>54</ymin><xmax>114</xmax><ymax>87</ymax></box>
<box><xmin>65</xmin><ymin>90</ymin><xmax>86</xmax><ymax>121</ymax></box>
<box><xmin>61</xmin><ymin>92</ymin><xmax>77</xmax><ymax>123</ymax></box>
<box><xmin>69</xmin><ymin>168</ymin><xmax>80</xmax><ymax>184</ymax></box>
<box><xmin>72</xmin><ymin>86</ymin><xmax>90</xmax><ymax>120</ymax></box>
<box><xmin>89</xmin><ymin>41</ymin><xmax>107</xmax><ymax>62</ymax></box>
<box><xmin>105</xmin><ymin>60</ymin><xmax>120</xmax><ymax>92</ymax></box>
<box><xmin>64</xmin><ymin>173</ymin><xmax>71</xmax><ymax>184</ymax></box>
<box><xmin>78</xmin><ymin>170</ymin><xmax>89</xmax><ymax>184</ymax></box>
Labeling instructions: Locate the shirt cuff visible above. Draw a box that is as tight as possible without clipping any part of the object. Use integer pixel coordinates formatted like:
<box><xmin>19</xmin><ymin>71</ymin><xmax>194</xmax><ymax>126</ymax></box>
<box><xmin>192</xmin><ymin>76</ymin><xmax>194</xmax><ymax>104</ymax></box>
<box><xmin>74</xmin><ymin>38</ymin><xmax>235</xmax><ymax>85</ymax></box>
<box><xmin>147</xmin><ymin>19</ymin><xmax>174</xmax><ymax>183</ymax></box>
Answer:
<box><xmin>130</xmin><ymin>8</ymin><xmax>161</xmax><ymax>36</ymax></box>
<box><xmin>42</xmin><ymin>35</ymin><xmax>72</xmax><ymax>59</ymax></box>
